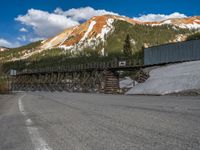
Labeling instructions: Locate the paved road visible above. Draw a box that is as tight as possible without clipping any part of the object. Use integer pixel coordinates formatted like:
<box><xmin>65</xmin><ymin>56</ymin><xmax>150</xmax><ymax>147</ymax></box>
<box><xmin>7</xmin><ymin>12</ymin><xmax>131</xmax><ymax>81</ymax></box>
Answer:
<box><xmin>0</xmin><ymin>92</ymin><xmax>200</xmax><ymax>150</ymax></box>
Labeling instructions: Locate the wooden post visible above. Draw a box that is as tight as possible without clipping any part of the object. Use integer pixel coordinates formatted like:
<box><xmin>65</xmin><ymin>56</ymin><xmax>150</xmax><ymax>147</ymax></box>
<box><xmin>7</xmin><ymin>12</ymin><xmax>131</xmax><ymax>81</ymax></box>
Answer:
<box><xmin>104</xmin><ymin>70</ymin><xmax>119</xmax><ymax>94</ymax></box>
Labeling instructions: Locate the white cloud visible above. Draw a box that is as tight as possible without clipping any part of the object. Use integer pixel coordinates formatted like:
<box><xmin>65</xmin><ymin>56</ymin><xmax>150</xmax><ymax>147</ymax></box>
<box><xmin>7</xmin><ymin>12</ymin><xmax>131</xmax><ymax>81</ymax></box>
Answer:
<box><xmin>134</xmin><ymin>12</ymin><xmax>187</xmax><ymax>22</ymax></box>
<box><xmin>17</xmin><ymin>35</ymin><xmax>26</xmax><ymax>41</ymax></box>
<box><xmin>20</xmin><ymin>27</ymin><xmax>28</xmax><ymax>32</ymax></box>
<box><xmin>15</xmin><ymin>7</ymin><xmax>118</xmax><ymax>38</ymax></box>
<box><xmin>0</xmin><ymin>38</ymin><xmax>21</xmax><ymax>48</ymax></box>
<box><xmin>54</xmin><ymin>6</ymin><xmax>118</xmax><ymax>21</ymax></box>
<box><xmin>0</xmin><ymin>38</ymin><xmax>11</xmax><ymax>47</ymax></box>
<box><xmin>15</xmin><ymin>9</ymin><xmax>79</xmax><ymax>38</ymax></box>
<box><xmin>15</xmin><ymin>7</ymin><xmax>188</xmax><ymax>43</ymax></box>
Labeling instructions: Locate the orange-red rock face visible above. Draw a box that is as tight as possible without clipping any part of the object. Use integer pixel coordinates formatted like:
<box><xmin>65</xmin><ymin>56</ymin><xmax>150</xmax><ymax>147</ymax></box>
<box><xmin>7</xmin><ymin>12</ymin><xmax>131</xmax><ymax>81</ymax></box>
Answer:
<box><xmin>41</xmin><ymin>15</ymin><xmax>200</xmax><ymax>50</ymax></box>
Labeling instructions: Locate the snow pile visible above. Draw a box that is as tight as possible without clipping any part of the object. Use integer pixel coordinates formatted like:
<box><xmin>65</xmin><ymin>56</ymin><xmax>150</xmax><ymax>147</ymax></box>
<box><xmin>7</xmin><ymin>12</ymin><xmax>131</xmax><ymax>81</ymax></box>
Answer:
<box><xmin>120</xmin><ymin>77</ymin><xmax>135</xmax><ymax>89</ymax></box>
<box><xmin>126</xmin><ymin>61</ymin><xmax>200</xmax><ymax>95</ymax></box>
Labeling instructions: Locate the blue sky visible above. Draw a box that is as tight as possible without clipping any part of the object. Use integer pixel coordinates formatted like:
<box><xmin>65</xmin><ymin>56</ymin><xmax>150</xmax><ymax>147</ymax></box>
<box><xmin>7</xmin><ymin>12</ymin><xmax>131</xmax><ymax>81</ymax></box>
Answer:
<box><xmin>0</xmin><ymin>0</ymin><xmax>200</xmax><ymax>47</ymax></box>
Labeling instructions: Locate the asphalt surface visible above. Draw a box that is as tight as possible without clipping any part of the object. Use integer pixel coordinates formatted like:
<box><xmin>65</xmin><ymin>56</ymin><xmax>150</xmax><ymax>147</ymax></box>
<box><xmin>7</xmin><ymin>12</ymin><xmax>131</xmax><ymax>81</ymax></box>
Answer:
<box><xmin>0</xmin><ymin>92</ymin><xmax>200</xmax><ymax>150</ymax></box>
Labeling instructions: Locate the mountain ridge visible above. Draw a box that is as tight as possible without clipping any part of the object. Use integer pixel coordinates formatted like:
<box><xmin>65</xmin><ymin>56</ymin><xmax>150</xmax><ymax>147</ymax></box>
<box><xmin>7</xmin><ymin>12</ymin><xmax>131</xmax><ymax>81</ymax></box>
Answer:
<box><xmin>41</xmin><ymin>14</ymin><xmax>200</xmax><ymax>51</ymax></box>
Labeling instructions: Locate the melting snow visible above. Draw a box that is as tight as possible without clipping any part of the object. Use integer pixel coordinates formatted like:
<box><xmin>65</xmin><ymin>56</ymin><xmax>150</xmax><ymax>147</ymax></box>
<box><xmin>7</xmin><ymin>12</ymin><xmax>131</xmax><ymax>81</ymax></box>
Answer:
<box><xmin>161</xmin><ymin>20</ymin><xmax>172</xmax><ymax>25</ymax></box>
<box><xmin>59</xmin><ymin>45</ymin><xmax>74</xmax><ymax>50</ymax></box>
<box><xmin>43</xmin><ymin>36</ymin><xmax>59</xmax><ymax>49</ymax></box>
<box><xmin>101</xmin><ymin>48</ymin><xmax>105</xmax><ymax>56</ymax></box>
<box><xmin>80</xmin><ymin>21</ymin><xmax>96</xmax><ymax>42</ymax></box>
<box><xmin>75</xmin><ymin>18</ymin><xmax>114</xmax><ymax>51</ymax></box>
<box><xmin>97</xmin><ymin>18</ymin><xmax>114</xmax><ymax>42</ymax></box>
<box><xmin>59</xmin><ymin>26</ymin><xmax>78</xmax><ymax>46</ymax></box>
<box><xmin>126</xmin><ymin>61</ymin><xmax>200</xmax><ymax>95</ymax></box>
<box><xmin>178</xmin><ymin>23</ymin><xmax>200</xmax><ymax>29</ymax></box>
<box><xmin>120</xmin><ymin>77</ymin><xmax>136</xmax><ymax>89</ymax></box>
<box><xmin>151</xmin><ymin>21</ymin><xmax>200</xmax><ymax>30</ymax></box>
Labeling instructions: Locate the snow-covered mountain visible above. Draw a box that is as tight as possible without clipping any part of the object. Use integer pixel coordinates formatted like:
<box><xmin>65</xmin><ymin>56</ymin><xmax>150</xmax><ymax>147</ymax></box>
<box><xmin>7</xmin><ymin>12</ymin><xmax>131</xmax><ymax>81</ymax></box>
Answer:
<box><xmin>41</xmin><ymin>15</ymin><xmax>138</xmax><ymax>51</ymax></box>
<box><xmin>153</xmin><ymin>16</ymin><xmax>200</xmax><ymax>29</ymax></box>
<box><xmin>41</xmin><ymin>15</ymin><xmax>200</xmax><ymax>51</ymax></box>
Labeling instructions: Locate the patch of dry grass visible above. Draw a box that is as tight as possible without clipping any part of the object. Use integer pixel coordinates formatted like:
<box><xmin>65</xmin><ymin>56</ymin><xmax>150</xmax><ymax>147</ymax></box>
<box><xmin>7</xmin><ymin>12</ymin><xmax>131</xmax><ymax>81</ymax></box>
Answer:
<box><xmin>0</xmin><ymin>64</ymin><xmax>9</xmax><ymax>94</ymax></box>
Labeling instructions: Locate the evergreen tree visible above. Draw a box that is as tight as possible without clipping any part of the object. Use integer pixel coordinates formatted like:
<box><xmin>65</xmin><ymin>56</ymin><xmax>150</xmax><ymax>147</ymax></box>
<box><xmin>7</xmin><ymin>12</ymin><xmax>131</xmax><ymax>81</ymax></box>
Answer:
<box><xmin>123</xmin><ymin>34</ymin><xmax>132</xmax><ymax>56</ymax></box>
<box><xmin>186</xmin><ymin>32</ymin><xmax>200</xmax><ymax>41</ymax></box>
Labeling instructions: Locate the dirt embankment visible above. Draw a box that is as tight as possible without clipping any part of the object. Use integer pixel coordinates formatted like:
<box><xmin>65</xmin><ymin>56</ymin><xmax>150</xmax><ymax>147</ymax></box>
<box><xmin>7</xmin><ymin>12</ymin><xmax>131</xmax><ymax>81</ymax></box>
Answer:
<box><xmin>0</xmin><ymin>64</ymin><xmax>10</xmax><ymax>94</ymax></box>
<box><xmin>0</xmin><ymin>77</ymin><xmax>10</xmax><ymax>94</ymax></box>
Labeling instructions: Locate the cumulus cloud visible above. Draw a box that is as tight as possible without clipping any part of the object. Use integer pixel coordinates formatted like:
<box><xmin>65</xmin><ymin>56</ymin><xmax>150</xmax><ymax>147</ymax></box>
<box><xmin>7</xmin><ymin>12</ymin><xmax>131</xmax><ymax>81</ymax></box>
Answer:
<box><xmin>0</xmin><ymin>38</ymin><xmax>21</xmax><ymax>48</ymax></box>
<box><xmin>15</xmin><ymin>9</ymin><xmax>79</xmax><ymax>38</ymax></box>
<box><xmin>15</xmin><ymin>7</ymin><xmax>187</xmax><ymax>43</ymax></box>
<box><xmin>134</xmin><ymin>12</ymin><xmax>187</xmax><ymax>22</ymax></box>
<box><xmin>15</xmin><ymin>7</ymin><xmax>118</xmax><ymax>38</ymax></box>
<box><xmin>54</xmin><ymin>6</ymin><xmax>118</xmax><ymax>21</ymax></box>
<box><xmin>20</xmin><ymin>27</ymin><xmax>28</xmax><ymax>32</ymax></box>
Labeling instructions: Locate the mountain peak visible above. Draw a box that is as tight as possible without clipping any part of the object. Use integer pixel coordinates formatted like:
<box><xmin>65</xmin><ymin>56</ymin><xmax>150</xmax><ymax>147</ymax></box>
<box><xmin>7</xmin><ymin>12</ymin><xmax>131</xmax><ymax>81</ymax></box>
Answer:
<box><xmin>41</xmin><ymin>14</ymin><xmax>144</xmax><ymax>50</ymax></box>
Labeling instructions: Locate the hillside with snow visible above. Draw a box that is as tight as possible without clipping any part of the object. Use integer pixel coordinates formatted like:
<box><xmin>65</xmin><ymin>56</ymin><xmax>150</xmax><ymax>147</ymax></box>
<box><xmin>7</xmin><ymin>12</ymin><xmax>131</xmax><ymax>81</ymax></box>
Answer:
<box><xmin>41</xmin><ymin>15</ymin><xmax>130</xmax><ymax>51</ymax></box>
<box><xmin>41</xmin><ymin>15</ymin><xmax>200</xmax><ymax>52</ymax></box>
<box><xmin>150</xmin><ymin>16</ymin><xmax>200</xmax><ymax>29</ymax></box>
<box><xmin>126</xmin><ymin>61</ymin><xmax>200</xmax><ymax>95</ymax></box>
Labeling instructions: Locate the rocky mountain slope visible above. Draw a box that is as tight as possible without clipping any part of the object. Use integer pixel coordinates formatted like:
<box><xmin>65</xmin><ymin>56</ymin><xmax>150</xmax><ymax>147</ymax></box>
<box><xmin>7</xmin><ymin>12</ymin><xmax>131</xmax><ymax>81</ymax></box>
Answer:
<box><xmin>40</xmin><ymin>15</ymin><xmax>200</xmax><ymax>52</ymax></box>
<box><xmin>41</xmin><ymin>15</ymin><xmax>135</xmax><ymax>51</ymax></box>
<box><xmin>158</xmin><ymin>16</ymin><xmax>200</xmax><ymax>29</ymax></box>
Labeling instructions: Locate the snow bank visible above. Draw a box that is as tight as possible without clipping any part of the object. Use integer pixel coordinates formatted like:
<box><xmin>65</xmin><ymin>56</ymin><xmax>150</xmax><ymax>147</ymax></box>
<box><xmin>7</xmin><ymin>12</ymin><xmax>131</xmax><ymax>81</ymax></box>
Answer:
<box><xmin>126</xmin><ymin>61</ymin><xmax>200</xmax><ymax>95</ymax></box>
<box><xmin>120</xmin><ymin>77</ymin><xmax>136</xmax><ymax>89</ymax></box>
